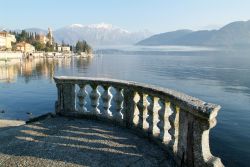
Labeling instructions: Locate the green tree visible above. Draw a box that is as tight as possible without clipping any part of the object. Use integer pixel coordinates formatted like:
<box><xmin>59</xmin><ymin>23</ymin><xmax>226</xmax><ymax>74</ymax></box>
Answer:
<box><xmin>44</xmin><ymin>42</ymin><xmax>54</xmax><ymax>52</ymax></box>
<box><xmin>61</xmin><ymin>40</ymin><xmax>65</xmax><ymax>47</ymax></box>
<box><xmin>32</xmin><ymin>41</ymin><xmax>45</xmax><ymax>51</ymax></box>
<box><xmin>75</xmin><ymin>40</ymin><xmax>93</xmax><ymax>54</ymax></box>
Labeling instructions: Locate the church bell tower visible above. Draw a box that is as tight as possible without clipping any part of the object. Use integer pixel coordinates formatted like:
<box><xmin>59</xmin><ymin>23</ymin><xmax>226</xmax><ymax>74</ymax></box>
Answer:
<box><xmin>48</xmin><ymin>28</ymin><xmax>53</xmax><ymax>45</ymax></box>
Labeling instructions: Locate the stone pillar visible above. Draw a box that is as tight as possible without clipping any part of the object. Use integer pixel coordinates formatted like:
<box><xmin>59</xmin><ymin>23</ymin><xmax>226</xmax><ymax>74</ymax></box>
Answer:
<box><xmin>191</xmin><ymin>116</ymin><xmax>224</xmax><ymax>167</ymax></box>
<box><xmin>176</xmin><ymin>109</ymin><xmax>188</xmax><ymax>166</ymax></box>
<box><xmin>62</xmin><ymin>83</ymin><xmax>76</xmax><ymax>113</ymax></box>
<box><xmin>55</xmin><ymin>83</ymin><xmax>63</xmax><ymax>114</ymax></box>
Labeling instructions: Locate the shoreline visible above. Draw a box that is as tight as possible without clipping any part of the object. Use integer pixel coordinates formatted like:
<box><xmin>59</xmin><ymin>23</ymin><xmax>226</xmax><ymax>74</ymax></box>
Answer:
<box><xmin>0</xmin><ymin>51</ymin><xmax>93</xmax><ymax>60</ymax></box>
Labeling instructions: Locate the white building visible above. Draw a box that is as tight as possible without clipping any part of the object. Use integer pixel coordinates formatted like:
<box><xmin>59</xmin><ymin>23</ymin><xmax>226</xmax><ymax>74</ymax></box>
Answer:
<box><xmin>61</xmin><ymin>46</ymin><xmax>70</xmax><ymax>52</ymax></box>
<box><xmin>57</xmin><ymin>45</ymin><xmax>62</xmax><ymax>52</ymax></box>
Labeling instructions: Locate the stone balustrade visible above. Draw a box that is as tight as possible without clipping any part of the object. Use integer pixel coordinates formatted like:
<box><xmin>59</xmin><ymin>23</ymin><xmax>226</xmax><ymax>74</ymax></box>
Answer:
<box><xmin>54</xmin><ymin>76</ymin><xmax>224</xmax><ymax>167</ymax></box>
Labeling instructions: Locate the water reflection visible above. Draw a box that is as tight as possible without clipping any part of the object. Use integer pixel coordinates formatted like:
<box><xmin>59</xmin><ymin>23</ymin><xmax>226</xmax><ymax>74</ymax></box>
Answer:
<box><xmin>0</xmin><ymin>57</ymin><xmax>93</xmax><ymax>83</ymax></box>
<box><xmin>0</xmin><ymin>59</ymin><xmax>21</xmax><ymax>83</ymax></box>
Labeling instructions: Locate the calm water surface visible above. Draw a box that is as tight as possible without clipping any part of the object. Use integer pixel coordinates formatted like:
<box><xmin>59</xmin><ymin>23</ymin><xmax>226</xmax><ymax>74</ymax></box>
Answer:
<box><xmin>0</xmin><ymin>46</ymin><xmax>250</xmax><ymax>166</ymax></box>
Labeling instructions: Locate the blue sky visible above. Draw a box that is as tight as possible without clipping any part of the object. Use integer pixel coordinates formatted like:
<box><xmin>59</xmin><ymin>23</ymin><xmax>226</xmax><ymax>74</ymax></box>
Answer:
<box><xmin>1</xmin><ymin>0</ymin><xmax>250</xmax><ymax>33</ymax></box>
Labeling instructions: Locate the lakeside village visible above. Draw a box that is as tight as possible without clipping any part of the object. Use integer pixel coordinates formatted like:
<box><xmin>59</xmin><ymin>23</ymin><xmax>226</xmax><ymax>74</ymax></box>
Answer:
<box><xmin>0</xmin><ymin>28</ymin><xmax>93</xmax><ymax>60</ymax></box>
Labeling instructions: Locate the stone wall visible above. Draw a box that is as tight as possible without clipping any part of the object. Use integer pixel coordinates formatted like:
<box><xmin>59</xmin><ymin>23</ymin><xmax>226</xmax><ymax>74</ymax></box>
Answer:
<box><xmin>0</xmin><ymin>52</ymin><xmax>23</xmax><ymax>59</ymax></box>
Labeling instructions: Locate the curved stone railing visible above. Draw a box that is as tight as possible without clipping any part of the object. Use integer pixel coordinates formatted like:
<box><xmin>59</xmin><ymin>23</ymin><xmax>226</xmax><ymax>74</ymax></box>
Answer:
<box><xmin>54</xmin><ymin>76</ymin><xmax>224</xmax><ymax>167</ymax></box>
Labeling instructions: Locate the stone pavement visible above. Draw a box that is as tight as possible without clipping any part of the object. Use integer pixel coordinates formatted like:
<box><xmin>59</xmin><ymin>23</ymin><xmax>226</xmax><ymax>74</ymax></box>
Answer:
<box><xmin>0</xmin><ymin>116</ymin><xmax>175</xmax><ymax>167</ymax></box>
<box><xmin>0</xmin><ymin>119</ymin><xmax>25</xmax><ymax>129</ymax></box>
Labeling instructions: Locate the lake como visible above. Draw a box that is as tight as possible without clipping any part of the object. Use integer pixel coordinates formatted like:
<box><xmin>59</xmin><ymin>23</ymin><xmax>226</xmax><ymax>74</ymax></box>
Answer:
<box><xmin>0</xmin><ymin>46</ymin><xmax>250</xmax><ymax>166</ymax></box>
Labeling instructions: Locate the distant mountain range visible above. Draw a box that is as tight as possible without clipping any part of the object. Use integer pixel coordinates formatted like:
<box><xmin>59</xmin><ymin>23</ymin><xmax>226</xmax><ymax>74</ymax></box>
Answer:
<box><xmin>137</xmin><ymin>20</ymin><xmax>250</xmax><ymax>46</ymax></box>
<box><xmin>54</xmin><ymin>24</ymin><xmax>151</xmax><ymax>46</ymax></box>
<box><xmin>8</xmin><ymin>23</ymin><xmax>151</xmax><ymax>47</ymax></box>
<box><xmin>2</xmin><ymin>20</ymin><xmax>250</xmax><ymax>47</ymax></box>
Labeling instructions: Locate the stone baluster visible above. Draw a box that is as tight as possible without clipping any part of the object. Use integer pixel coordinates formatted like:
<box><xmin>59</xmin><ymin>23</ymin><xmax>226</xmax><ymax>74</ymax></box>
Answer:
<box><xmin>132</xmin><ymin>92</ymin><xmax>140</xmax><ymax>126</ymax></box>
<box><xmin>142</xmin><ymin>94</ymin><xmax>150</xmax><ymax>131</ymax></box>
<box><xmin>136</xmin><ymin>92</ymin><xmax>144</xmax><ymax>129</ymax></box>
<box><xmin>147</xmin><ymin>96</ymin><xmax>160</xmax><ymax>137</ymax></box>
<box><xmin>157</xmin><ymin>99</ymin><xmax>171</xmax><ymax>143</ymax></box>
<box><xmin>113</xmin><ymin>87</ymin><xmax>124</xmax><ymax>122</ymax></box>
<box><xmin>168</xmin><ymin>104</ymin><xmax>180</xmax><ymax>155</ymax></box>
<box><xmin>123</xmin><ymin>89</ymin><xmax>137</xmax><ymax>128</ymax></box>
<box><xmin>101</xmin><ymin>85</ymin><xmax>112</xmax><ymax>118</ymax></box>
<box><xmin>77</xmin><ymin>84</ymin><xmax>87</xmax><ymax>112</ymax></box>
<box><xmin>136</xmin><ymin>93</ymin><xmax>150</xmax><ymax>131</ymax></box>
<box><xmin>89</xmin><ymin>84</ymin><xmax>101</xmax><ymax>115</ymax></box>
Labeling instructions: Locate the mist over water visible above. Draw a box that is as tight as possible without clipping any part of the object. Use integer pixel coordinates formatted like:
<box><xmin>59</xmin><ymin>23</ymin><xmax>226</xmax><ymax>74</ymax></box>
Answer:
<box><xmin>0</xmin><ymin>46</ymin><xmax>250</xmax><ymax>166</ymax></box>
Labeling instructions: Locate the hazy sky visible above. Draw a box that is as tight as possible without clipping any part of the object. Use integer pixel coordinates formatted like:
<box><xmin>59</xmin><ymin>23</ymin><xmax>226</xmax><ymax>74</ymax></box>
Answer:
<box><xmin>1</xmin><ymin>0</ymin><xmax>250</xmax><ymax>33</ymax></box>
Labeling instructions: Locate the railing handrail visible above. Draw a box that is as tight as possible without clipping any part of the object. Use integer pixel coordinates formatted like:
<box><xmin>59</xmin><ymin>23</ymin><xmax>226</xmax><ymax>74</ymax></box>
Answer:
<box><xmin>54</xmin><ymin>76</ymin><xmax>220</xmax><ymax>120</ymax></box>
<box><xmin>54</xmin><ymin>76</ymin><xmax>224</xmax><ymax>167</ymax></box>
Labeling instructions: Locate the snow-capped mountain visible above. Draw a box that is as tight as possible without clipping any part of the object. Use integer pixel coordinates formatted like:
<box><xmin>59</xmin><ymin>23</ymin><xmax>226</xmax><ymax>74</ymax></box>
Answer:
<box><xmin>2</xmin><ymin>23</ymin><xmax>151</xmax><ymax>47</ymax></box>
<box><xmin>53</xmin><ymin>23</ymin><xmax>152</xmax><ymax>46</ymax></box>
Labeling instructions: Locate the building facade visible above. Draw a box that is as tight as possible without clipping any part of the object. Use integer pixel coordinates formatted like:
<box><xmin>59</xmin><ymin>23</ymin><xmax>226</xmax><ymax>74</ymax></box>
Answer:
<box><xmin>37</xmin><ymin>28</ymin><xmax>53</xmax><ymax>45</ymax></box>
<box><xmin>38</xmin><ymin>35</ymin><xmax>48</xmax><ymax>45</ymax></box>
<box><xmin>0</xmin><ymin>31</ymin><xmax>16</xmax><ymax>50</ymax></box>
<box><xmin>16</xmin><ymin>42</ymin><xmax>35</xmax><ymax>53</ymax></box>
<box><xmin>0</xmin><ymin>36</ymin><xmax>5</xmax><ymax>48</ymax></box>
<box><xmin>57</xmin><ymin>45</ymin><xmax>62</xmax><ymax>52</ymax></box>
<box><xmin>61</xmin><ymin>46</ymin><xmax>71</xmax><ymax>52</ymax></box>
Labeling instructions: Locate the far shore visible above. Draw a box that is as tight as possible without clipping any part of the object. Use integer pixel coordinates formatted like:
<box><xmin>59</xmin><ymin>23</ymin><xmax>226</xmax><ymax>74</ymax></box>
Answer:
<box><xmin>0</xmin><ymin>51</ymin><xmax>93</xmax><ymax>60</ymax></box>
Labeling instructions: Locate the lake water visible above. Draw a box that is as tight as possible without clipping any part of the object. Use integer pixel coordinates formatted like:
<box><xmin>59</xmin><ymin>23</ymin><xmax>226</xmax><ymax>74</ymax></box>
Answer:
<box><xmin>0</xmin><ymin>46</ymin><xmax>250</xmax><ymax>166</ymax></box>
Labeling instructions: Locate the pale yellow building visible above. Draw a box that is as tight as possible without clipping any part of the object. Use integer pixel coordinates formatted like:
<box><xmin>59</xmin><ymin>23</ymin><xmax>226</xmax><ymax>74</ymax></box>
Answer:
<box><xmin>0</xmin><ymin>36</ymin><xmax>5</xmax><ymax>48</ymax></box>
<box><xmin>0</xmin><ymin>31</ymin><xmax>16</xmax><ymax>50</ymax></box>
<box><xmin>37</xmin><ymin>28</ymin><xmax>53</xmax><ymax>45</ymax></box>
<box><xmin>16</xmin><ymin>42</ymin><xmax>35</xmax><ymax>53</ymax></box>
<box><xmin>38</xmin><ymin>35</ymin><xmax>48</xmax><ymax>44</ymax></box>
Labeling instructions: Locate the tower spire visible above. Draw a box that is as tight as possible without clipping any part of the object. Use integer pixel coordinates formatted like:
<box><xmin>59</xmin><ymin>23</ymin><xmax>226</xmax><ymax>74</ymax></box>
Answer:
<box><xmin>48</xmin><ymin>27</ymin><xmax>53</xmax><ymax>45</ymax></box>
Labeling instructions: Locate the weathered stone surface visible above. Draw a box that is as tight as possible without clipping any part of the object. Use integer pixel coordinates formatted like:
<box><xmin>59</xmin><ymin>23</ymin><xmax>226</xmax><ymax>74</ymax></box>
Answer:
<box><xmin>0</xmin><ymin>117</ymin><xmax>175</xmax><ymax>167</ymax></box>
<box><xmin>53</xmin><ymin>76</ymin><xmax>224</xmax><ymax>167</ymax></box>
<box><xmin>54</xmin><ymin>76</ymin><xmax>221</xmax><ymax>120</ymax></box>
